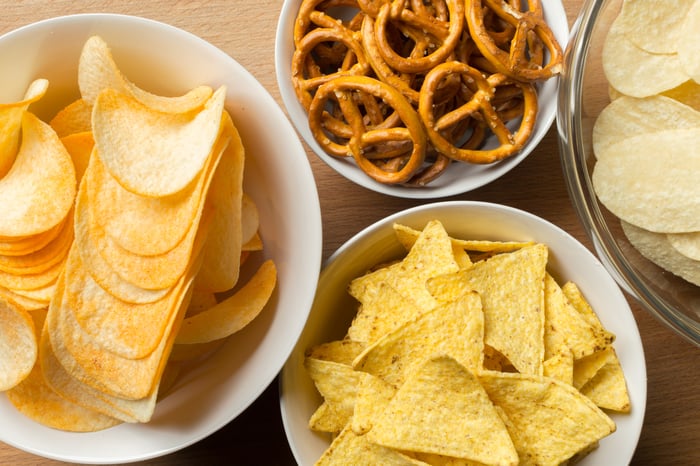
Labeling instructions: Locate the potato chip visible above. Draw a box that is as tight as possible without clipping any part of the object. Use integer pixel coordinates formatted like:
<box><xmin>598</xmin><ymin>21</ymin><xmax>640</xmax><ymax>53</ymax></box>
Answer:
<box><xmin>0</xmin><ymin>111</ymin><xmax>76</xmax><ymax>238</ymax></box>
<box><xmin>592</xmin><ymin>128</ymin><xmax>700</xmax><ymax>233</ymax></box>
<box><xmin>60</xmin><ymin>131</ymin><xmax>93</xmax><ymax>183</ymax></box>
<box><xmin>667</xmin><ymin>231</ymin><xmax>700</xmax><ymax>261</ymax></box>
<box><xmin>592</xmin><ymin>95</ymin><xmax>700</xmax><ymax>158</ymax></box>
<box><xmin>349</xmin><ymin>220</ymin><xmax>459</xmax><ymax>311</ymax></box>
<box><xmin>617</xmin><ymin>0</ymin><xmax>695</xmax><ymax>54</ymax></box>
<box><xmin>621</xmin><ymin>221</ymin><xmax>700</xmax><ymax>286</ymax></box>
<box><xmin>479</xmin><ymin>371</ymin><xmax>616</xmax><ymax>466</ymax></box>
<box><xmin>353</xmin><ymin>292</ymin><xmax>484</xmax><ymax>386</ymax></box>
<box><xmin>428</xmin><ymin>244</ymin><xmax>548</xmax><ymax>376</ymax></box>
<box><xmin>0</xmin><ymin>78</ymin><xmax>48</xmax><ymax>178</ymax></box>
<box><xmin>662</xmin><ymin>79</ymin><xmax>700</xmax><ymax>110</ymax></box>
<box><xmin>602</xmin><ymin>16</ymin><xmax>689</xmax><ymax>97</ymax></box>
<box><xmin>92</xmin><ymin>86</ymin><xmax>226</xmax><ymax>197</ymax></box>
<box><xmin>78</xmin><ymin>35</ymin><xmax>214</xmax><ymax>113</ymax></box>
<box><xmin>317</xmin><ymin>426</ymin><xmax>431</xmax><ymax>466</ymax></box>
<box><xmin>0</xmin><ymin>296</ymin><xmax>37</xmax><ymax>391</ymax></box>
<box><xmin>367</xmin><ymin>356</ymin><xmax>518</xmax><ymax>465</ymax></box>
<box><xmin>677</xmin><ymin>0</ymin><xmax>700</xmax><ymax>83</ymax></box>
<box><xmin>175</xmin><ymin>259</ymin><xmax>276</xmax><ymax>345</ymax></box>
<box><xmin>49</xmin><ymin>98</ymin><xmax>92</xmax><ymax>138</ymax></box>
<box><xmin>191</xmin><ymin>112</ymin><xmax>245</xmax><ymax>292</ymax></box>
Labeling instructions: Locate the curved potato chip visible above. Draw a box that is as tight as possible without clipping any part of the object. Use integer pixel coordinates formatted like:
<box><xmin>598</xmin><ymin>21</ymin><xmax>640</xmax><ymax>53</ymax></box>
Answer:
<box><xmin>592</xmin><ymin>95</ymin><xmax>700</xmax><ymax>158</ymax></box>
<box><xmin>0</xmin><ymin>256</ymin><xmax>63</xmax><ymax>291</ymax></box>
<box><xmin>0</xmin><ymin>217</ymin><xmax>66</xmax><ymax>257</ymax></box>
<box><xmin>602</xmin><ymin>17</ymin><xmax>688</xmax><ymax>97</ymax></box>
<box><xmin>0</xmin><ymin>78</ymin><xmax>49</xmax><ymax>178</ymax></box>
<box><xmin>93</xmin><ymin>86</ymin><xmax>225</xmax><ymax>197</ymax></box>
<box><xmin>617</xmin><ymin>0</ymin><xmax>694</xmax><ymax>54</ymax></box>
<box><xmin>60</xmin><ymin>131</ymin><xmax>94</xmax><ymax>182</ymax></box>
<box><xmin>0</xmin><ymin>111</ymin><xmax>76</xmax><ymax>237</ymax></box>
<box><xmin>175</xmin><ymin>259</ymin><xmax>276</xmax><ymax>345</ymax></box>
<box><xmin>78</xmin><ymin>35</ymin><xmax>213</xmax><ymax>113</ymax></box>
<box><xmin>667</xmin><ymin>231</ymin><xmax>700</xmax><ymax>261</ymax></box>
<box><xmin>193</xmin><ymin>113</ymin><xmax>245</xmax><ymax>292</ymax></box>
<box><xmin>0</xmin><ymin>296</ymin><xmax>37</xmax><ymax>391</ymax></box>
<box><xmin>592</xmin><ymin>128</ymin><xmax>700</xmax><ymax>233</ymax></box>
<box><xmin>677</xmin><ymin>0</ymin><xmax>700</xmax><ymax>83</ymax></box>
<box><xmin>49</xmin><ymin>98</ymin><xmax>92</xmax><ymax>138</ymax></box>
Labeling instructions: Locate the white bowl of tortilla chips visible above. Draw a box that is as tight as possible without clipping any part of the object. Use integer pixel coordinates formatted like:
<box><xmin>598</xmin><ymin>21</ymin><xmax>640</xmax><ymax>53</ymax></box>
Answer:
<box><xmin>0</xmin><ymin>13</ymin><xmax>321</xmax><ymax>463</ymax></box>
<box><xmin>280</xmin><ymin>201</ymin><xmax>646</xmax><ymax>465</ymax></box>
<box><xmin>558</xmin><ymin>0</ymin><xmax>700</xmax><ymax>345</ymax></box>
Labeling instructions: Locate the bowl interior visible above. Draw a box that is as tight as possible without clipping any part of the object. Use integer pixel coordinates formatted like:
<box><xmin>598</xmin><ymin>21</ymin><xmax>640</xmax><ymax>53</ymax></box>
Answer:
<box><xmin>557</xmin><ymin>0</ymin><xmax>700</xmax><ymax>344</ymax></box>
<box><xmin>0</xmin><ymin>13</ymin><xmax>322</xmax><ymax>463</ymax></box>
<box><xmin>280</xmin><ymin>201</ymin><xmax>646</xmax><ymax>466</ymax></box>
<box><xmin>275</xmin><ymin>0</ymin><xmax>570</xmax><ymax>199</ymax></box>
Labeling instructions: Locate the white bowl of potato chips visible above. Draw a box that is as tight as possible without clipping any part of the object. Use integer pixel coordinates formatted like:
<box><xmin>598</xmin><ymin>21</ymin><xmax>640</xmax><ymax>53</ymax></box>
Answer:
<box><xmin>280</xmin><ymin>201</ymin><xmax>646</xmax><ymax>465</ymax></box>
<box><xmin>0</xmin><ymin>13</ymin><xmax>322</xmax><ymax>463</ymax></box>
<box><xmin>558</xmin><ymin>0</ymin><xmax>700</xmax><ymax>345</ymax></box>
<box><xmin>275</xmin><ymin>0</ymin><xmax>570</xmax><ymax>198</ymax></box>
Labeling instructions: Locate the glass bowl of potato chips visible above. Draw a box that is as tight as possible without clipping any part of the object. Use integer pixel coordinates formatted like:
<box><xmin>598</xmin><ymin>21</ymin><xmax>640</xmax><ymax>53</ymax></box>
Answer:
<box><xmin>557</xmin><ymin>0</ymin><xmax>700</xmax><ymax>345</ymax></box>
<box><xmin>281</xmin><ymin>201</ymin><xmax>646</xmax><ymax>465</ymax></box>
<box><xmin>0</xmin><ymin>13</ymin><xmax>322</xmax><ymax>463</ymax></box>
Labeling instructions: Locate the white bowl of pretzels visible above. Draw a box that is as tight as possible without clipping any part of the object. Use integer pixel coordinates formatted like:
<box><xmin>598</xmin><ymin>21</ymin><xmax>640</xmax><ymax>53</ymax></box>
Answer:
<box><xmin>275</xmin><ymin>0</ymin><xmax>569</xmax><ymax>198</ymax></box>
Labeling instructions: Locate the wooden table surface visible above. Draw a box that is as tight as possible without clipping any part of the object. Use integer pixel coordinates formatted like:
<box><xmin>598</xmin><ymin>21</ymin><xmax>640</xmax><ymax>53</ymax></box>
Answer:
<box><xmin>1</xmin><ymin>1</ymin><xmax>698</xmax><ymax>465</ymax></box>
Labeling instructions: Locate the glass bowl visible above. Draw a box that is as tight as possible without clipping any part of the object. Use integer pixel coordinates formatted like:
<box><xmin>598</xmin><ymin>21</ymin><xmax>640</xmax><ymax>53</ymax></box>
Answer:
<box><xmin>557</xmin><ymin>0</ymin><xmax>700</xmax><ymax>345</ymax></box>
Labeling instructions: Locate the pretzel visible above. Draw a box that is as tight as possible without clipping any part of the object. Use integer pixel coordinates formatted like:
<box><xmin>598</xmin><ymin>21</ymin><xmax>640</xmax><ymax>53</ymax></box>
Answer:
<box><xmin>465</xmin><ymin>0</ymin><xmax>563</xmax><ymax>82</ymax></box>
<box><xmin>418</xmin><ymin>61</ymin><xmax>537</xmax><ymax>164</ymax></box>
<box><xmin>373</xmin><ymin>0</ymin><xmax>464</xmax><ymax>74</ymax></box>
<box><xmin>308</xmin><ymin>75</ymin><xmax>427</xmax><ymax>184</ymax></box>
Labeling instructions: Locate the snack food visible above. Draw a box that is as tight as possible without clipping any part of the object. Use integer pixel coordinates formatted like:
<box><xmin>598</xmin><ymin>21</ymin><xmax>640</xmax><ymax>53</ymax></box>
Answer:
<box><xmin>0</xmin><ymin>35</ymin><xmax>277</xmax><ymax>431</ymax></box>
<box><xmin>305</xmin><ymin>220</ymin><xmax>629</xmax><ymax>464</ymax></box>
<box><xmin>592</xmin><ymin>0</ymin><xmax>700</xmax><ymax>286</ymax></box>
<box><xmin>291</xmin><ymin>0</ymin><xmax>563</xmax><ymax>185</ymax></box>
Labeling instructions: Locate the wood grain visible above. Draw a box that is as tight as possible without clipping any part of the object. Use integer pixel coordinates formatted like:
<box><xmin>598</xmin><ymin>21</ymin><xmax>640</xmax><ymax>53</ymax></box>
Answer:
<box><xmin>1</xmin><ymin>1</ymin><xmax>698</xmax><ymax>465</ymax></box>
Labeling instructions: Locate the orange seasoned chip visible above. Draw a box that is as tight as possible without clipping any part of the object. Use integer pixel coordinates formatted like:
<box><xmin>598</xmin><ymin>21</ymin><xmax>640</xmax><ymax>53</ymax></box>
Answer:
<box><xmin>49</xmin><ymin>98</ymin><xmax>92</xmax><ymax>138</ymax></box>
<box><xmin>0</xmin><ymin>296</ymin><xmax>38</xmax><ymax>391</ymax></box>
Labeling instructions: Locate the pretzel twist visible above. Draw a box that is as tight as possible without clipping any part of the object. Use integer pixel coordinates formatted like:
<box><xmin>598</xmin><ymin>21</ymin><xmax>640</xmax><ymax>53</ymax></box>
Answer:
<box><xmin>465</xmin><ymin>0</ymin><xmax>563</xmax><ymax>82</ymax></box>
<box><xmin>308</xmin><ymin>75</ymin><xmax>427</xmax><ymax>184</ymax></box>
<box><xmin>418</xmin><ymin>61</ymin><xmax>537</xmax><ymax>164</ymax></box>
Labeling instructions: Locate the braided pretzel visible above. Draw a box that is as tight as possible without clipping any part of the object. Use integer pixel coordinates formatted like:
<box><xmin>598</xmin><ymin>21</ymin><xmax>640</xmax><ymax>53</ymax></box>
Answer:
<box><xmin>308</xmin><ymin>75</ymin><xmax>427</xmax><ymax>184</ymax></box>
<box><xmin>373</xmin><ymin>0</ymin><xmax>464</xmax><ymax>74</ymax></box>
<box><xmin>418</xmin><ymin>61</ymin><xmax>537</xmax><ymax>164</ymax></box>
<box><xmin>465</xmin><ymin>0</ymin><xmax>563</xmax><ymax>82</ymax></box>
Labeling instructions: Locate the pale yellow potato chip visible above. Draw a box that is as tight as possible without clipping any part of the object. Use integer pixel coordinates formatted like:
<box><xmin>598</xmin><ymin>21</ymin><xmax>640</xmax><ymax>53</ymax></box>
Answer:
<box><xmin>92</xmin><ymin>86</ymin><xmax>225</xmax><ymax>197</ymax></box>
<box><xmin>602</xmin><ymin>16</ymin><xmax>689</xmax><ymax>97</ymax></box>
<box><xmin>49</xmin><ymin>98</ymin><xmax>92</xmax><ymax>138</ymax></box>
<box><xmin>192</xmin><ymin>112</ymin><xmax>245</xmax><ymax>292</ymax></box>
<box><xmin>0</xmin><ymin>78</ymin><xmax>48</xmax><ymax>178</ymax></box>
<box><xmin>479</xmin><ymin>371</ymin><xmax>616</xmax><ymax>466</ymax></box>
<box><xmin>617</xmin><ymin>0</ymin><xmax>695</xmax><ymax>54</ymax></box>
<box><xmin>621</xmin><ymin>221</ymin><xmax>700</xmax><ymax>286</ymax></box>
<box><xmin>0</xmin><ymin>296</ymin><xmax>37</xmax><ymax>391</ymax></box>
<box><xmin>185</xmin><ymin>290</ymin><xmax>218</xmax><ymax>317</ymax></box>
<box><xmin>168</xmin><ymin>339</ymin><xmax>226</xmax><ymax>363</ymax></box>
<box><xmin>349</xmin><ymin>220</ymin><xmax>459</xmax><ymax>311</ymax></box>
<box><xmin>317</xmin><ymin>426</ymin><xmax>431</xmax><ymax>466</ymax></box>
<box><xmin>677</xmin><ymin>0</ymin><xmax>700</xmax><ymax>83</ymax></box>
<box><xmin>78</xmin><ymin>35</ymin><xmax>214</xmax><ymax>113</ymax></box>
<box><xmin>428</xmin><ymin>244</ymin><xmax>548</xmax><ymax>376</ymax></box>
<box><xmin>353</xmin><ymin>292</ymin><xmax>484</xmax><ymax>386</ymax></box>
<box><xmin>592</xmin><ymin>95</ymin><xmax>700</xmax><ymax>159</ymax></box>
<box><xmin>592</xmin><ymin>128</ymin><xmax>700</xmax><ymax>233</ymax></box>
<box><xmin>667</xmin><ymin>231</ymin><xmax>700</xmax><ymax>261</ymax></box>
<box><xmin>367</xmin><ymin>356</ymin><xmax>518</xmax><ymax>465</ymax></box>
<box><xmin>579</xmin><ymin>348</ymin><xmax>631</xmax><ymax>413</ymax></box>
<box><xmin>0</xmin><ymin>111</ymin><xmax>76</xmax><ymax>238</ymax></box>
<box><xmin>175</xmin><ymin>259</ymin><xmax>276</xmax><ymax>345</ymax></box>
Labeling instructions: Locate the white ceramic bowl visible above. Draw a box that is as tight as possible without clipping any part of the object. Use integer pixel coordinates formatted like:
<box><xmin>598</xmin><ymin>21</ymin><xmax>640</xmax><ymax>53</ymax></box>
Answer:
<box><xmin>275</xmin><ymin>1</ymin><xmax>570</xmax><ymax>198</ymax></box>
<box><xmin>0</xmin><ymin>13</ymin><xmax>322</xmax><ymax>464</ymax></box>
<box><xmin>280</xmin><ymin>201</ymin><xmax>646</xmax><ymax>465</ymax></box>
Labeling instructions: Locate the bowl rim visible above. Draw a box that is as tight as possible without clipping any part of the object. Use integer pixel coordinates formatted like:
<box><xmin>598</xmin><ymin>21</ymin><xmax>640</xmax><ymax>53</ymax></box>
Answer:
<box><xmin>556</xmin><ymin>0</ymin><xmax>700</xmax><ymax>346</ymax></box>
